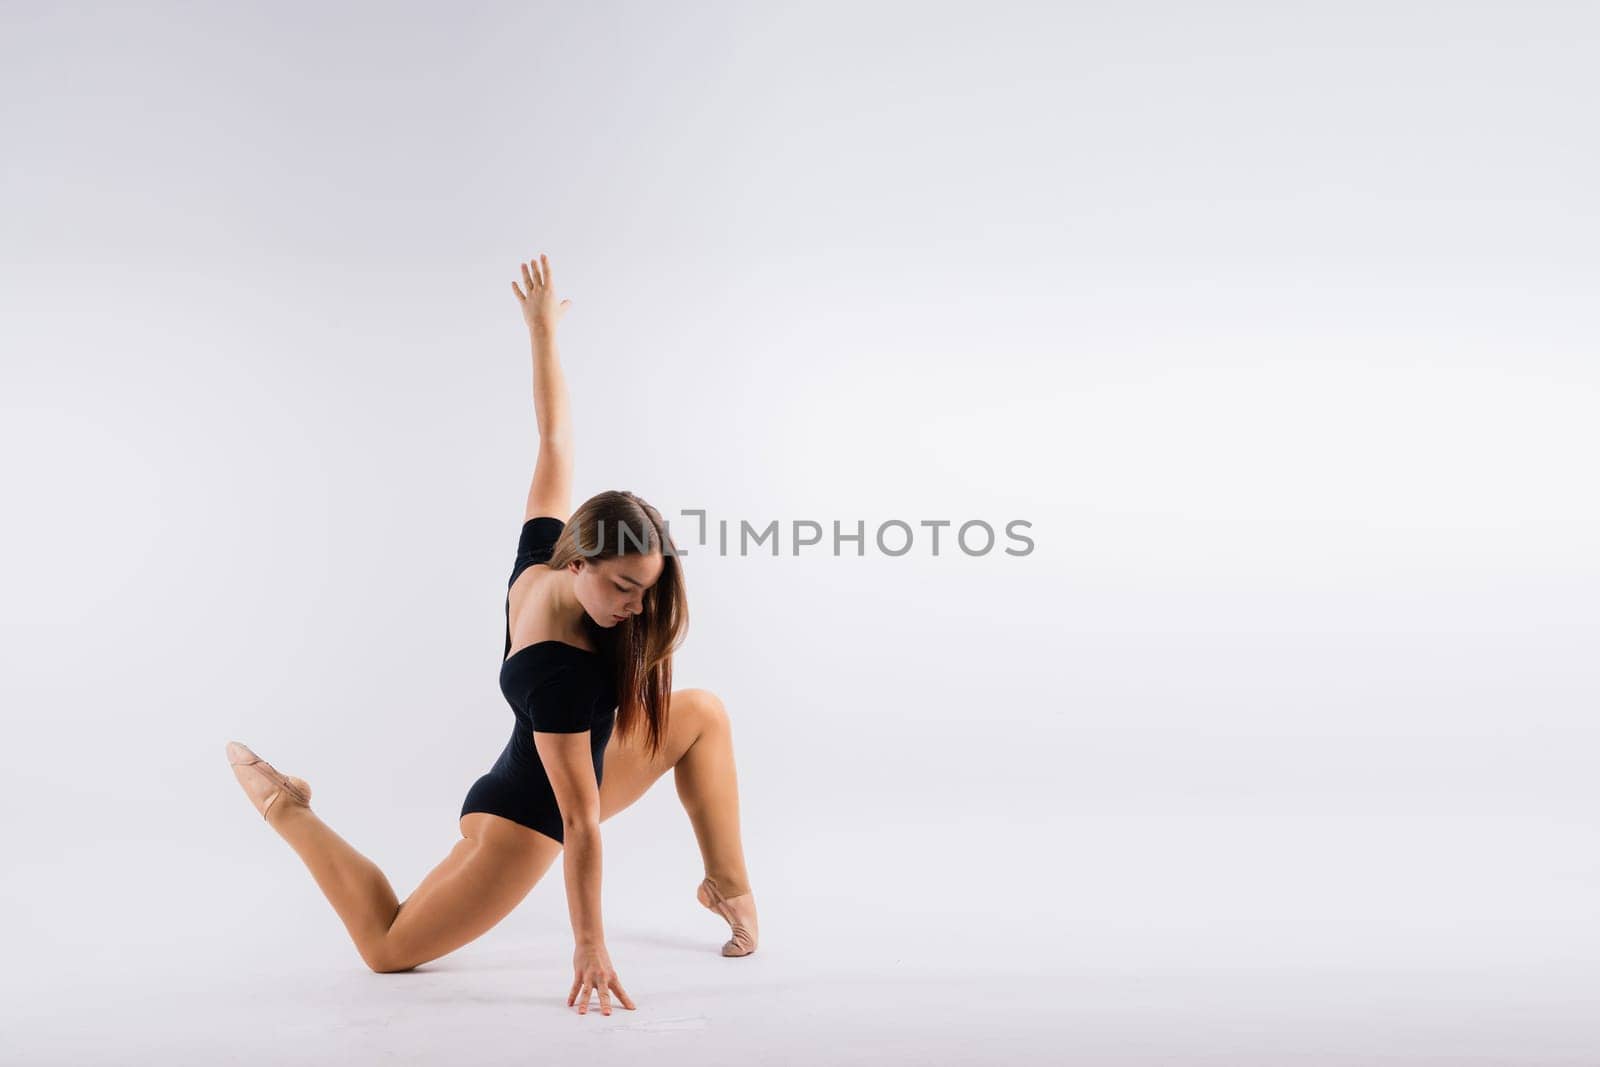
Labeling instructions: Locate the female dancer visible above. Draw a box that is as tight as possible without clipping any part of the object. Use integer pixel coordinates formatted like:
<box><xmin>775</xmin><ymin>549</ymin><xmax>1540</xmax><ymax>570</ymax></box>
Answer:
<box><xmin>224</xmin><ymin>252</ymin><xmax>759</xmax><ymax>1017</ymax></box>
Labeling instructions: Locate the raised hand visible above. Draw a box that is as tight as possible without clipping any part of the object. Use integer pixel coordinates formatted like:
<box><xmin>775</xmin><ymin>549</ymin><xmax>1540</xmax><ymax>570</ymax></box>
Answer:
<box><xmin>511</xmin><ymin>252</ymin><xmax>571</xmax><ymax>332</ymax></box>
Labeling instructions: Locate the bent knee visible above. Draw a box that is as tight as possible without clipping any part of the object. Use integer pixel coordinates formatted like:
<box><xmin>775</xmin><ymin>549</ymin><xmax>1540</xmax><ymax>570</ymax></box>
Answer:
<box><xmin>680</xmin><ymin>687</ymin><xmax>730</xmax><ymax>732</ymax></box>
<box><xmin>361</xmin><ymin>923</ymin><xmax>428</xmax><ymax>975</ymax></box>
<box><xmin>364</xmin><ymin>946</ymin><xmax>418</xmax><ymax>974</ymax></box>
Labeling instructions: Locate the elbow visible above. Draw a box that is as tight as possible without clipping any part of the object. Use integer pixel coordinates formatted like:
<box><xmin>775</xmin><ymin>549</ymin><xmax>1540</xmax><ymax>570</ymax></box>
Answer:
<box><xmin>561</xmin><ymin>812</ymin><xmax>601</xmax><ymax>839</ymax></box>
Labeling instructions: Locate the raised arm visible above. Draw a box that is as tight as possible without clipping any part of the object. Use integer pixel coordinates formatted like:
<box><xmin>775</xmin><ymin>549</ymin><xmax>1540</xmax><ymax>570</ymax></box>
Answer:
<box><xmin>511</xmin><ymin>253</ymin><xmax>574</xmax><ymax>524</ymax></box>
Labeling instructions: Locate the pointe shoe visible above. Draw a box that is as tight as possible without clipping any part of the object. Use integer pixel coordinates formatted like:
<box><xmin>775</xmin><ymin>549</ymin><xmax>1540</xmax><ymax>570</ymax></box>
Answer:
<box><xmin>226</xmin><ymin>740</ymin><xmax>312</xmax><ymax>822</ymax></box>
<box><xmin>696</xmin><ymin>876</ymin><xmax>758</xmax><ymax>957</ymax></box>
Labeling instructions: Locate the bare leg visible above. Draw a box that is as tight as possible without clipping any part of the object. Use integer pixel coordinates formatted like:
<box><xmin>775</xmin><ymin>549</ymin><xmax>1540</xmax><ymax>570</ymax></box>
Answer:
<box><xmin>231</xmin><ymin>751</ymin><xmax>559</xmax><ymax>972</ymax></box>
<box><xmin>266</xmin><ymin>803</ymin><xmax>401</xmax><ymax>963</ymax></box>
<box><xmin>600</xmin><ymin>688</ymin><xmax>757</xmax><ymax>950</ymax></box>
<box><xmin>379</xmin><ymin>814</ymin><xmax>560</xmax><ymax>971</ymax></box>
<box><xmin>671</xmin><ymin>697</ymin><xmax>752</xmax><ymax>897</ymax></box>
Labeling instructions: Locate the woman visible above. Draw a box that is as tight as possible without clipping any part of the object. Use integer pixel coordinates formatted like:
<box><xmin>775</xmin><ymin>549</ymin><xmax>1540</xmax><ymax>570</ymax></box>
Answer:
<box><xmin>224</xmin><ymin>252</ymin><xmax>759</xmax><ymax>1017</ymax></box>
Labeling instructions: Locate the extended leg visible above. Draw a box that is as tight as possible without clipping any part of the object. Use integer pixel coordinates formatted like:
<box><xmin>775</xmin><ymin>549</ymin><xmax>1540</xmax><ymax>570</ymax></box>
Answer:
<box><xmin>374</xmin><ymin>813</ymin><xmax>561</xmax><ymax>972</ymax></box>
<box><xmin>265</xmin><ymin>806</ymin><xmax>559</xmax><ymax>972</ymax></box>
<box><xmin>244</xmin><ymin>782</ymin><xmax>402</xmax><ymax>965</ymax></box>
<box><xmin>236</xmin><ymin>753</ymin><xmax>558</xmax><ymax>974</ymax></box>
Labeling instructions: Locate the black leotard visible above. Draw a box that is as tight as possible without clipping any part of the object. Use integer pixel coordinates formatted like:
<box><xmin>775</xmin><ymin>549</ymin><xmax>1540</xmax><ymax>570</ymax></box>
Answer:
<box><xmin>459</xmin><ymin>516</ymin><xmax>618</xmax><ymax>844</ymax></box>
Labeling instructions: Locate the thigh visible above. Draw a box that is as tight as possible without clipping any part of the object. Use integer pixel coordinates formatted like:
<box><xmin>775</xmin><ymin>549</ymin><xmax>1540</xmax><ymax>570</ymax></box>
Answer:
<box><xmin>376</xmin><ymin>813</ymin><xmax>562</xmax><ymax>972</ymax></box>
<box><xmin>599</xmin><ymin>687</ymin><xmax>720</xmax><ymax>823</ymax></box>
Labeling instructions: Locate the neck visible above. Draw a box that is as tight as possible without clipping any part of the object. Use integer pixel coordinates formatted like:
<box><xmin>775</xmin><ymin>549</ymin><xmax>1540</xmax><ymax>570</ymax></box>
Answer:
<box><xmin>547</xmin><ymin>568</ymin><xmax>592</xmax><ymax>639</ymax></box>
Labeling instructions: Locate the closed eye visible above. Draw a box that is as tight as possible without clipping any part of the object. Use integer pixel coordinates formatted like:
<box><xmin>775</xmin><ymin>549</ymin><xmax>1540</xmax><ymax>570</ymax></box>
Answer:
<box><xmin>614</xmin><ymin>582</ymin><xmax>629</xmax><ymax>592</ymax></box>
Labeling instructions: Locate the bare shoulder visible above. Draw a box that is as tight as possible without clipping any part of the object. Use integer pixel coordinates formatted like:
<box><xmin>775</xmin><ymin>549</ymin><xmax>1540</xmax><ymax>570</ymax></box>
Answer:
<box><xmin>507</xmin><ymin>564</ymin><xmax>556</xmax><ymax>644</ymax></box>
<box><xmin>506</xmin><ymin>563</ymin><xmax>596</xmax><ymax>653</ymax></box>
<box><xmin>509</xmin><ymin>561</ymin><xmax>556</xmax><ymax>613</ymax></box>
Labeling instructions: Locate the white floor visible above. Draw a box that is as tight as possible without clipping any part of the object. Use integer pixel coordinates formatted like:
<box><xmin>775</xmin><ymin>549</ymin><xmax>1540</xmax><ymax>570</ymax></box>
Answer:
<box><xmin>8</xmin><ymin>800</ymin><xmax>1600</xmax><ymax>1065</ymax></box>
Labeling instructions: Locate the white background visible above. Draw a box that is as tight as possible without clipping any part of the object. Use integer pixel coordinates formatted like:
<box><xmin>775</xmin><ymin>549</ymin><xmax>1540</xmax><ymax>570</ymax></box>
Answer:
<box><xmin>3</xmin><ymin>2</ymin><xmax>1597</xmax><ymax>1063</ymax></box>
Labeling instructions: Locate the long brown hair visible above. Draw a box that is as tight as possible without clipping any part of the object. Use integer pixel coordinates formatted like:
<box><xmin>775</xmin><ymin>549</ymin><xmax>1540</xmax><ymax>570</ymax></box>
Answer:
<box><xmin>544</xmin><ymin>490</ymin><xmax>687</xmax><ymax>760</ymax></box>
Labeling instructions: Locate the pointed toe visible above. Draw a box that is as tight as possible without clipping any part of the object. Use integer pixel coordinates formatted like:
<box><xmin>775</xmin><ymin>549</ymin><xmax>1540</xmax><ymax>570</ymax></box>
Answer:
<box><xmin>697</xmin><ymin>876</ymin><xmax>758</xmax><ymax>957</ymax></box>
<box><xmin>225</xmin><ymin>741</ymin><xmax>310</xmax><ymax>821</ymax></box>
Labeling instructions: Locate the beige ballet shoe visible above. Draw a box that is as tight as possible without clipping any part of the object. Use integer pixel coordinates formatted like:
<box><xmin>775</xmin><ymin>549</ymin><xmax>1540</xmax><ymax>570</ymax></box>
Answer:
<box><xmin>696</xmin><ymin>876</ymin><xmax>758</xmax><ymax>957</ymax></box>
<box><xmin>226</xmin><ymin>740</ymin><xmax>312</xmax><ymax>822</ymax></box>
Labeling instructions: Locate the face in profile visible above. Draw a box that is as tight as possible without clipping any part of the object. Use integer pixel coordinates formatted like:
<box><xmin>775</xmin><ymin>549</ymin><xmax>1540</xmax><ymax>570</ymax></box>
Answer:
<box><xmin>569</xmin><ymin>552</ymin><xmax>665</xmax><ymax>627</ymax></box>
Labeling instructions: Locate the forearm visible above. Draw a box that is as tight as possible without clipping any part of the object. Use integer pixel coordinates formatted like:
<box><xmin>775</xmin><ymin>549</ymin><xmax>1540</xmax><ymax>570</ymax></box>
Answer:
<box><xmin>561</xmin><ymin>820</ymin><xmax>606</xmax><ymax>947</ymax></box>
<box><xmin>528</xmin><ymin>324</ymin><xmax>573</xmax><ymax>446</ymax></box>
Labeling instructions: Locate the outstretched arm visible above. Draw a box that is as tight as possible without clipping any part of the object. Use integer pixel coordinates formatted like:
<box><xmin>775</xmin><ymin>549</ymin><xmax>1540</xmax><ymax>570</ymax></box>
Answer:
<box><xmin>511</xmin><ymin>253</ymin><xmax>574</xmax><ymax>524</ymax></box>
<box><xmin>537</xmin><ymin>729</ymin><xmax>635</xmax><ymax>1015</ymax></box>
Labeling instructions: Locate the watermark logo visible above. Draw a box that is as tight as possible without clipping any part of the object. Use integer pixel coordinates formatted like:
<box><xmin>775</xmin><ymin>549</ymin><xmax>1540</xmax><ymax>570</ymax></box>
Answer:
<box><xmin>575</xmin><ymin>511</ymin><xmax>1035</xmax><ymax>557</ymax></box>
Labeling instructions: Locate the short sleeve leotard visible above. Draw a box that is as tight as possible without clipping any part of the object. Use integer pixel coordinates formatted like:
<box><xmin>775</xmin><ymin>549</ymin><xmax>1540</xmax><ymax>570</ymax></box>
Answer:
<box><xmin>459</xmin><ymin>516</ymin><xmax>618</xmax><ymax>844</ymax></box>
